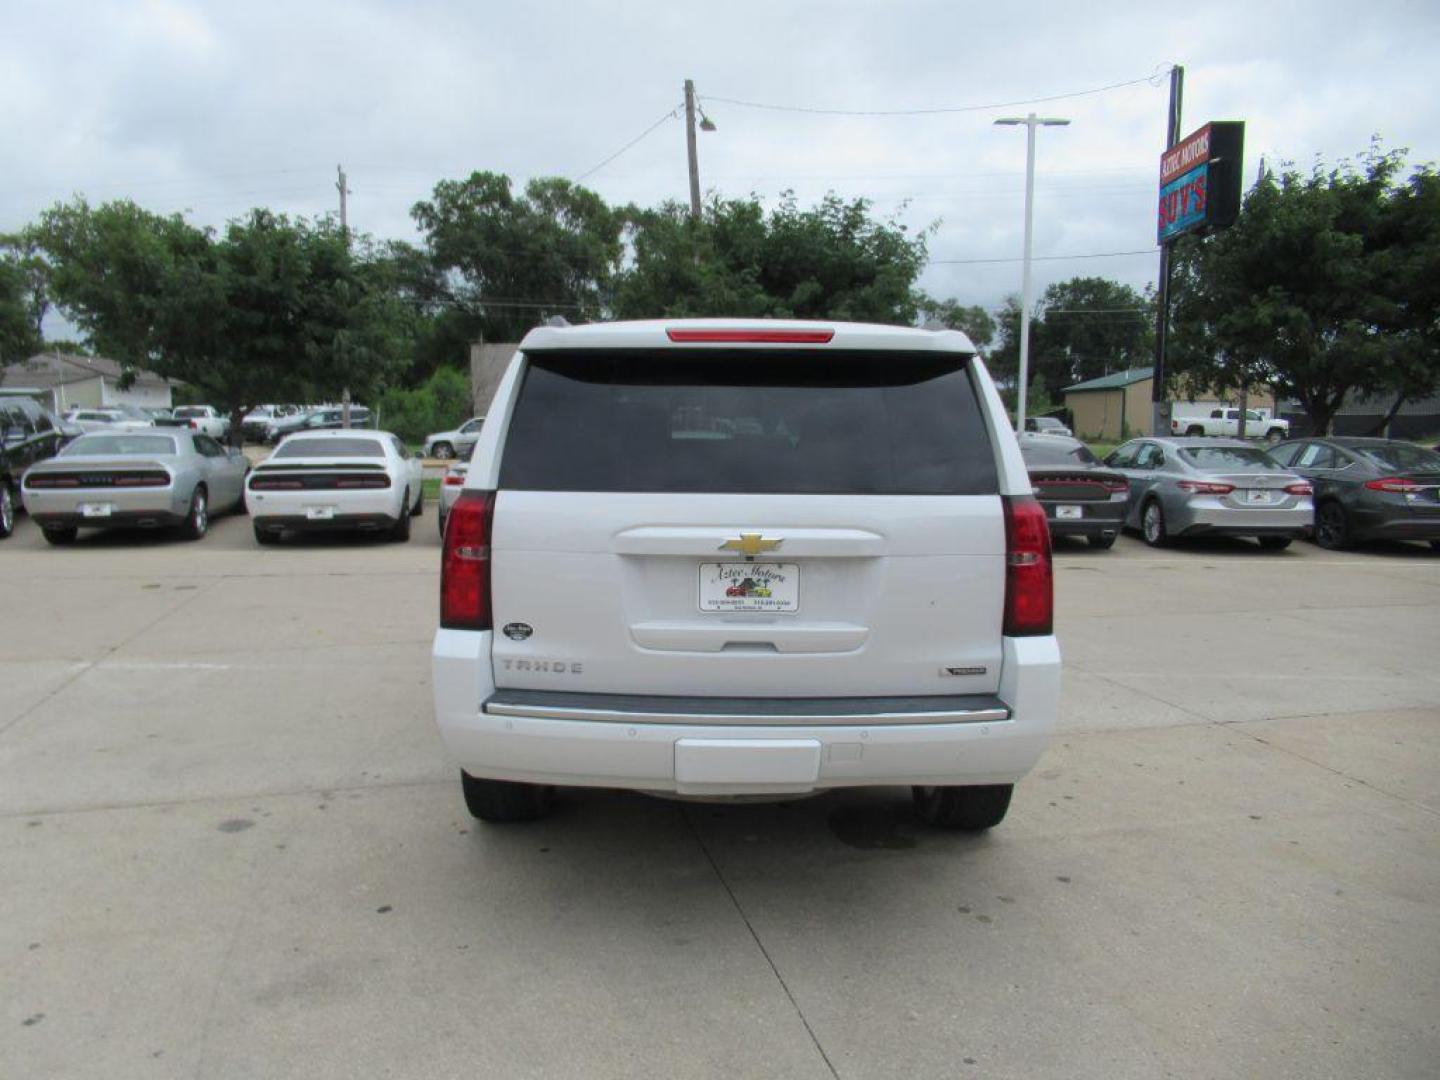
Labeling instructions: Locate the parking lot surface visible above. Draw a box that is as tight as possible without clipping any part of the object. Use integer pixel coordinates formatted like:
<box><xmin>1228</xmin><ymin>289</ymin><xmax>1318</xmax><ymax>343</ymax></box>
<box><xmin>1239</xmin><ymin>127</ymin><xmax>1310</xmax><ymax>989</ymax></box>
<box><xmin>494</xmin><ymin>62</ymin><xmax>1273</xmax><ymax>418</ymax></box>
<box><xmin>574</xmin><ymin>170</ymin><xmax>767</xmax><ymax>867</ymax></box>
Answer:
<box><xmin>3</xmin><ymin>513</ymin><xmax>1438</xmax><ymax>1079</ymax></box>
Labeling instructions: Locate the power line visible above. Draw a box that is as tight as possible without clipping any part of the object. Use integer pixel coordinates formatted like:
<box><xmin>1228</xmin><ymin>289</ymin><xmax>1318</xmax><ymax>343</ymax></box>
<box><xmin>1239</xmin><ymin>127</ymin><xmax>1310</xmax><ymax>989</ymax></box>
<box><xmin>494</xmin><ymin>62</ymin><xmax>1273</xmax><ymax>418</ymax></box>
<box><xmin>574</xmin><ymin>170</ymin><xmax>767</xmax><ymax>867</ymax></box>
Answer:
<box><xmin>931</xmin><ymin>248</ymin><xmax>1157</xmax><ymax>265</ymax></box>
<box><xmin>575</xmin><ymin>105</ymin><xmax>683</xmax><ymax>181</ymax></box>
<box><xmin>700</xmin><ymin>68</ymin><xmax>1170</xmax><ymax>118</ymax></box>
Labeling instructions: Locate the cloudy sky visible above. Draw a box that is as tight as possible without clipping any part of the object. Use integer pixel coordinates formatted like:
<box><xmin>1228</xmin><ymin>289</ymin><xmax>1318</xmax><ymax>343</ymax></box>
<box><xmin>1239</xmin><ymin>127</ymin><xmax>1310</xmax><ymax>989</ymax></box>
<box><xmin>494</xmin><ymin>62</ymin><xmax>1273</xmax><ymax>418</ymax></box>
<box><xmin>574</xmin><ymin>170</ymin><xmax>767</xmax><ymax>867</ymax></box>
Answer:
<box><xmin>5</xmin><ymin>0</ymin><xmax>1439</xmax><ymax>328</ymax></box>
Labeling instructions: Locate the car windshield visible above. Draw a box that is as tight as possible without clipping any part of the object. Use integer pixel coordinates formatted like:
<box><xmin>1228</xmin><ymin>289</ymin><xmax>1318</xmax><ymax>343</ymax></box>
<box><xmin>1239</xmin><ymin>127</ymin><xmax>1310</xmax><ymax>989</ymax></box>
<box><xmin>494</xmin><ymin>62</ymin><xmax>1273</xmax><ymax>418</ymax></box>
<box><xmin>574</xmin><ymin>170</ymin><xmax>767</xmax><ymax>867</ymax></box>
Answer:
<box><xmin>112</xmin><ymin>405</ymin><xmax>152</xmax><ymax>420</ymax></box>
<box><xmin>1020</xmin><ymin>440</ymin><xmax>1099</xmax><ymax>467</ymax></box>
<box><xmin>1180</xmin><ymin>446</ymin><xmax>1279</xmax><ymax>469</ymax></box>
<box><xmin>273</xmin><ymin>437</ymin><xmax>385</xmax><ymax>458</ymax></box>
<box><xmin>62</xmin><ymin>434</ymin><xmax>177</xmax><ymax>456</ymax></box>
<box><xmin>1355</xmin><ymin>443</ymin><xmax>1440</xmax><ymax>473</ymax></box>
<box><xmin>173</xmin><ymin>407</ymin><xmax>206</xmax><ymax>418</ymax></box>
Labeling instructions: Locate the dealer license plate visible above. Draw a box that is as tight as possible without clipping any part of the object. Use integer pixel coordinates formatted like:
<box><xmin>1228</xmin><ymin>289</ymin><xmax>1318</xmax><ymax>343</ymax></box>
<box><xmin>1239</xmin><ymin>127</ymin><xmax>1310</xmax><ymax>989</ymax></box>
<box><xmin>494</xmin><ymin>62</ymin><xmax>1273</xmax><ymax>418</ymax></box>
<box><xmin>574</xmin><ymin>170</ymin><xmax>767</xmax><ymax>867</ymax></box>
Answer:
<box><xmin>1243</xmin><ymin>489</ymin><xmax>1274</xmax><ymax>504</ymax></box>
<box><xmin>698</xmin><ymin>563</ymin><xmax>799</xmax><ymax>613</ymax></box>
<box><xmin>1055</xmin><ymin>505</ymin><xmax>1083</xmax><ymax>520</ymax></box>
<box><xmin>305</xmin><ymin>506</ymin><xmax>335</xmax><ymax>521</ymax></box>
<box><xmin>79</xmin><ymin>503</ymin><xmax>114</xmax><ymax>518</ymax></box>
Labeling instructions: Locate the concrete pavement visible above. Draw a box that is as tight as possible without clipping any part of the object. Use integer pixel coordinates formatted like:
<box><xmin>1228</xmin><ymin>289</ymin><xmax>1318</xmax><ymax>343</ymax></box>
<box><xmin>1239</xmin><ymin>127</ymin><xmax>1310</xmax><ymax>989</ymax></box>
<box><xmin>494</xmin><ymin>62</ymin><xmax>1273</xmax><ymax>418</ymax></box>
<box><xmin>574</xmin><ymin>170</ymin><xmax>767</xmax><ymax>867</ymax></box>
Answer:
<box><xmin>3</xmin><ymin>514</ymin><xmax>1438</xmax><ymax>1079</ymax></box>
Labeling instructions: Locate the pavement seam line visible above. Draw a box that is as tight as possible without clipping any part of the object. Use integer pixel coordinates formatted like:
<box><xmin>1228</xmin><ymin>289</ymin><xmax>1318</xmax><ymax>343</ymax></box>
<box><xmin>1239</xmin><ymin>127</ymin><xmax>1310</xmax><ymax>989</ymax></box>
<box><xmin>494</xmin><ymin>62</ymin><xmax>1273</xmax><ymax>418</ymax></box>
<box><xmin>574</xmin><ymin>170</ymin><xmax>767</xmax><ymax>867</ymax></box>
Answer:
<box><xmin>0</xmin><ymin>579</ymin><xmax>221</xmax><ymax>740</ymax></box>
<box><xmin>680</xmin><ymin>805</ymin><xmax>842</xmax><ymax>1080</ymax></box>
<box><xmin>1</xmin><ymin>775</ymin><xmax>453</xmax><ymax>820</ymax></box>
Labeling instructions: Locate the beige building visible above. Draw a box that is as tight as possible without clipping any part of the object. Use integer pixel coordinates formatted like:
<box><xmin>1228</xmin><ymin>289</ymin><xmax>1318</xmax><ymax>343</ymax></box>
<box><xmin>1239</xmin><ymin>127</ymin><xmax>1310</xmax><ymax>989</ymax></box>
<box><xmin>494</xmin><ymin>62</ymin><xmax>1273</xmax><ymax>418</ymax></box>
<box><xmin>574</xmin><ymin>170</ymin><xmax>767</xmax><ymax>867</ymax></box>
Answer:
<box><xmin>0</xmin><ymin>352</ymin><xmax>175</xmax><ymax>413</ymax></box>
<box><xmin>1062</xmin><ymin>367</ymin><xmax>1277</xmax><ymax>442</ymax></box>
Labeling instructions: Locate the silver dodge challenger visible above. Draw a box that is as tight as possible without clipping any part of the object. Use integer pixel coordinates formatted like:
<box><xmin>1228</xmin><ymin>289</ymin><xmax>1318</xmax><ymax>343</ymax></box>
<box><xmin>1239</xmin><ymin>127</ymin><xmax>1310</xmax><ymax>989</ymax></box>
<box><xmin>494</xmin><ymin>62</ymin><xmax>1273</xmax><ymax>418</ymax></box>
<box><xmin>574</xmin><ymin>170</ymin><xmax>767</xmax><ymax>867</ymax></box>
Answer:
<box><xmin>1104</xmin><ymin>436</ymin><xmax>1313</xmax><ymax>549</ymax></box>
<box><xmin>22</xmin><ymin>430</ymin><xmax>249</xmax><ymax>545</ymax></box>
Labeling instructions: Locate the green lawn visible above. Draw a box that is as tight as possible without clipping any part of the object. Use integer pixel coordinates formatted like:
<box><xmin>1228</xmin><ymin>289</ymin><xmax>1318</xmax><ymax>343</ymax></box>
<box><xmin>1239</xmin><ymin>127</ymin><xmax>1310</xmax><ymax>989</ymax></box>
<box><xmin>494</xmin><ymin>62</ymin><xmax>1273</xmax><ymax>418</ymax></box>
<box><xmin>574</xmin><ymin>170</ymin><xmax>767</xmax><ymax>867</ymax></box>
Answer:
<box><xmin>422</xmin><ymin>477</ymin><xmax>442</xmax><ymax>500</ymax></box>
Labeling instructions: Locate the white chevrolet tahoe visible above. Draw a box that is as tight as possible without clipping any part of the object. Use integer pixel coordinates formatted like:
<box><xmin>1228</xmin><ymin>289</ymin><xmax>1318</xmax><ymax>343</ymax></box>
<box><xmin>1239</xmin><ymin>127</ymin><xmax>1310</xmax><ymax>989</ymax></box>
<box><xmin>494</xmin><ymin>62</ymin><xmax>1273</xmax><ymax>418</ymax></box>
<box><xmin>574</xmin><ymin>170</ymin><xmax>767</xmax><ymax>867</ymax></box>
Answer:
<box><xmin>432</xmin><ymin>319</ymin><xmax>1060</xmax><ymax>830</ymax></box>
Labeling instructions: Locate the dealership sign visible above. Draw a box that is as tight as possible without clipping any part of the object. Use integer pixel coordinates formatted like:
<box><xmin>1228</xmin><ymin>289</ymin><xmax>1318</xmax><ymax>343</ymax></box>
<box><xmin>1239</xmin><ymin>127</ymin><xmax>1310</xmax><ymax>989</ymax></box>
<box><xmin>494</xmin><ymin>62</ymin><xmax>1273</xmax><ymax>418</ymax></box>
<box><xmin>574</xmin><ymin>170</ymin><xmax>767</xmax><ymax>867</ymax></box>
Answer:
<box><xmin>1157</xmin><ymin>121</ymin><xmax>1245</xmax><ymax>244</ymax></box>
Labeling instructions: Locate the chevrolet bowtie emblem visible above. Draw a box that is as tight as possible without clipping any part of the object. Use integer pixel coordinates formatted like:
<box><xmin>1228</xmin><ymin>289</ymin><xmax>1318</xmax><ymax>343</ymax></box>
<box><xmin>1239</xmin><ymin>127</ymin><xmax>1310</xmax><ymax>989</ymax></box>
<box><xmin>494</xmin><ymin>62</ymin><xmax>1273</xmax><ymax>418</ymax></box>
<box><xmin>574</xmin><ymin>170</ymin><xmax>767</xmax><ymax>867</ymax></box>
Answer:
<box><xmin>719</xmin><ymin>533</ymin><xmax>782</xmax><ymax>557</ymax></box>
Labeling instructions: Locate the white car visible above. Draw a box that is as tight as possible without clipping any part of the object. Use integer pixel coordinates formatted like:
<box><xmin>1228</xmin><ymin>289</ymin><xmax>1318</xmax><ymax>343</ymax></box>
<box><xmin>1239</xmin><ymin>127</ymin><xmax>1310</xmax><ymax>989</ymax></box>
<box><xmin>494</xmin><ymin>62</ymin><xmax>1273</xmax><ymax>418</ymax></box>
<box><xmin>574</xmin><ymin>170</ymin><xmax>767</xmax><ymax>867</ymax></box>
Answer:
<box><xmin>61</xmin><ymin>407</ymin><xmax>154</xmax><ymax>433</ymax></box>
<box><xmin>424</xmin><ymin>417</ymin><xmax>485</xmax><ymax>460</ymax></box>
<box><xmin>432</xmin><ymin>319</ymin><xmax>1060</xmax><ymax>829</ymax></box>
<box><xmin>437</xmin><ymin>460</ymin><xmax>467</xmax><ymax>536</ymax></box>
<box><xmin>245</xmin><ymin>429</ymin><xmax>424</xmax><ymax>544</ymax></box>
<box><xmin>170</xmin><ymin>405</ymin><xmax>230</xmax><ymax>440</ymax></box>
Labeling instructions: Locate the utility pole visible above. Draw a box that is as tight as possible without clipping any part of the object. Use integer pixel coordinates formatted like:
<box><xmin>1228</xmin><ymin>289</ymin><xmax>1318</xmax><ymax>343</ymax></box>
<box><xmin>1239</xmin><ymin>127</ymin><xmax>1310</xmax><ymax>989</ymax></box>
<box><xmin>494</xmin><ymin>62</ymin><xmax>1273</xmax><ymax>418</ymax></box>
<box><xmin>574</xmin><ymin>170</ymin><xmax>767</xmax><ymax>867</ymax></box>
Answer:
<box><xmin>684</xmin><ymin>79</ymin><xmax>702</xmax><ymax>218</ymax></box>
<box><xmin>1150</xmin><ymin>65</ymin><xmax>1183</xmax><ymax>436</ymax></box>
<box><xmin>994</xmin><ymin>113</ymin><xmax>1070</xmax><ymax>432</ymax></box>
<box><xmin>337</xmin><ymin>164</ymin><xmax>353</xmax><ymax>429</ymax></box>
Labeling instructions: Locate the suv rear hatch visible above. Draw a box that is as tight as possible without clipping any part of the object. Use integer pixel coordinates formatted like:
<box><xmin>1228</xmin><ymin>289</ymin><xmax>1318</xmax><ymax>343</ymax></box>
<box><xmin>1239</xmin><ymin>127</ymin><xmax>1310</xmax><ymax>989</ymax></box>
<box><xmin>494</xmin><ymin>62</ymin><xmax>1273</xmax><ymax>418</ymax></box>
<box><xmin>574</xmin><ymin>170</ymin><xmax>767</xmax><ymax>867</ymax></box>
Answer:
<box><xmin>488</xmin><ymin>346</ymin><xmax>1005</xmax><ymax>700</ymax></box>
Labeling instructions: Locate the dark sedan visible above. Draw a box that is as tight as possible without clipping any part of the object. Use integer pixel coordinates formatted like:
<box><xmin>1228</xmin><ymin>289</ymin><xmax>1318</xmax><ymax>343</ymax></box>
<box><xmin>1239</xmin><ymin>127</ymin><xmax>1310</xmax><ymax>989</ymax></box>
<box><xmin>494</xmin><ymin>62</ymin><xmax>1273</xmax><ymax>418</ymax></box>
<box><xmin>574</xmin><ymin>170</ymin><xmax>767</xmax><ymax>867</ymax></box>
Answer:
<box><xmin>1268</xmin><ymin>437</ymin><xmax>1440</xmax><ymax>550</ymax></box>
<box><xmin>1018</xmin><ymin>433</ymin><xmax>1129</xmax><ymax>549</ymax></box>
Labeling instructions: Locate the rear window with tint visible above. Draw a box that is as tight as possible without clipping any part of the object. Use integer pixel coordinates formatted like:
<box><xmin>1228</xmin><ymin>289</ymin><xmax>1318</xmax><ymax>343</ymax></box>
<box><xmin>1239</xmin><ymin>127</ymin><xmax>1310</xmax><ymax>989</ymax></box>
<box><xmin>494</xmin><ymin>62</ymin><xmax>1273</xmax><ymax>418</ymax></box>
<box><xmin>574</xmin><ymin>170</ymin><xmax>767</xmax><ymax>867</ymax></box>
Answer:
<box><xmin>500</xmin><ymin>350</ymin><xmax>998</xmax><ymax>495</ymax></box>
<box><xmin>273</xmin><ymin>437</ymin><xmax>385</xmax><ymax>459</ymax></box>
<box><xmin>63</xmin><ymin>434</ymin><xmax>177</xmax><ymax>456</ymax></box>
<box><xmin>1020</xmin><ymin>439</ymin><xmax>1098</xmax><ymax>467</ymax></box>
<box><xmin>1355</xmin><ymin>443</ymin><xmax>1440</xmax><ymax>473</ymax></box>
<box><xmin>1180</xmin><ymin>446</ymin><xmax>1279</xmax><ymax>469</ymax></box>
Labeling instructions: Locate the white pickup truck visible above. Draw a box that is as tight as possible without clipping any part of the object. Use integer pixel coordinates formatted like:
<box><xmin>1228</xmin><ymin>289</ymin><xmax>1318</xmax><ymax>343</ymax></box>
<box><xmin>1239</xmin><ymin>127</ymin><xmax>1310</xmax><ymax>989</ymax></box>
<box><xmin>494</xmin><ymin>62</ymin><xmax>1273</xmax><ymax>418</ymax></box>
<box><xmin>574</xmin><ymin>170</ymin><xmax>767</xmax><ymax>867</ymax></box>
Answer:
<box><xmin>169</xmin><ymin>405</ymin><xmax>231</xmax><ymax>441</ymax></box>
<box><xmin>1171</xmin><ymin>407</ymin><xmax>1289</xmax><ymax>442</ymax></box>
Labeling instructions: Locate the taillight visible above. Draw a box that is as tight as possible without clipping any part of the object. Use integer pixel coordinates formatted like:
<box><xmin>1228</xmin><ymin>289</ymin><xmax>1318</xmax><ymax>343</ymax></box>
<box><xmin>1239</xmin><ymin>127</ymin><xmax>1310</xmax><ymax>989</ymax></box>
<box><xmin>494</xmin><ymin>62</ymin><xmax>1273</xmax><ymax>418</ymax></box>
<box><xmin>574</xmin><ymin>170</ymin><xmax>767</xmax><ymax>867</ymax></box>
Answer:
<box><xmin>1177</xmin><ymin>480</ymin><xmax>1235</xmax><ymax>495</ymax></box>
<box><xmin>1003</xmin><ymin>495</ymin><xmax>1053</xmax><ymax>636</ymax></box>
<box><xmin>665</xmin><ymin>328</ymin><xmax>834</xmax><ymax>344</ymax></box>
<box><xmin>188</xmin><ymin>420</ymin><xmax>199</xmax><ymax>430</ymax></box>
<box><xmin>248</xmin><ymin>477</ymin><xmax>303</xmax><ymax>490</ymax></box>
<box><xmin>441</xmin><ymin>490</ymin><xmax>495</xmax><ymax>630</ymax></box>
<box><xmin>443</xmin><ymin>472</ymin><xmax>466</xmax><ymax>486</ymax></box>
<box><xmin>1284</xmin><ymin>482</ymin><xmax>1313</xmax><ymax>496</ymax></box>
<box><xmin>334</xmin><ymin>477</ymin><xmax>390</xmax><ymax>489</ymax></box>
<box><xmin>1365</xmin><ymin>478</ymin><xmax>1420</xmax><ymax>494</ymax></box>
<box><xmin>1103</xmin><ymin>479</ymin><xmax>1129</xmax><ymax>494</ymax></box>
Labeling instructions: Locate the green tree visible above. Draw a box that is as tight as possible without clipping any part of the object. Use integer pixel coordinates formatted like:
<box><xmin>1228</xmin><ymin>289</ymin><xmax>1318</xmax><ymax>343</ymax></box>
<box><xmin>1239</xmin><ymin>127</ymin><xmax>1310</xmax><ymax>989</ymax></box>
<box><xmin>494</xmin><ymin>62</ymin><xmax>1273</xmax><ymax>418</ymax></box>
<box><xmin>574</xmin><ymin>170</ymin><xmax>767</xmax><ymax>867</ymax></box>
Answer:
<box><xmin>613</xmin><ymin>192</ymin><xmax>931</xmax><ymax>324</ymax></box>
<box><xmin>35</xmin><ymin>199</ymin><xmax>414</xmax><ymax>438</ymax></box>
<box><xmin>1169</xmin><ymin>145</ymin><xmax>1438</xmax><ymax>434</ymax></box>
<box><xmin>916</xmin><ymin>296</ymin><xmax>996</xmax><ymax>349</ymax></box>
<box><xmin>411</xmin><ymin>173</ymin><xmax>624</xmax><ymax>343</ymax></box>
<box><xmin>0</xmin><ymin>233</ymin><xmax>47</xmax><ymax>365</ymax></box>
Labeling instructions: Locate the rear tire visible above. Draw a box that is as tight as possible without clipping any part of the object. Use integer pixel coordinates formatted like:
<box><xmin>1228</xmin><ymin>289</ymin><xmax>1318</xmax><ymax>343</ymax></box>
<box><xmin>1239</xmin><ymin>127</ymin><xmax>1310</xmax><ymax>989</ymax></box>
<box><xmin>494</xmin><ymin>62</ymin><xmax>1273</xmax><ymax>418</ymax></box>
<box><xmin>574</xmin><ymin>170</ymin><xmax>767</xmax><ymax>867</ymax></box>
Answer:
<box><xmin>410</xmin><ymin>488</ymin><xmax>423</xmax><ymax>517</ymax></box>
<box><xmin>1315</xmin><ymin>501</ymin><xmax>1351</xmax><ymax>550</ymax></box>
<box><xmin>912</xmin><ymin>784</ymin><xmax>1013</xmax><ymax>831</ymax></box>
<box><xmin>253</xmin><ymin>523</ymin><xmax>280</xmax><ymax>545</ymax></box>
<box><xmin>1265</xmin><ymin>428</ymin><xmax>1285</xmax><ymax>443</ymax></box>
<box><xmin>1257</xmin><ymin>536</ymin><xmax>1292</xmax><ymax>550</ymax></box>
<box><xmin>1186</xmin><ymin>425</ymin><xmax>1205</xmax><ymax>437</ymax></box>
<box><xmin>461</xmin><ymin>771</ymin><xmax>554</xmax><ymax>823</ymax></box>
<box><xmin>43</xmin><ymin>525</ymin><xmax>78</xmax><ymax>546</ymax></box>
<box><xmin>178</xmin><ymin>486</ymin><xmax>208</xmax><ymax>541</ymax></box>
<box><xmin>1088</xmin><ymin>533</ymin><xmax>1117</xmax><ymax>550</ymax></box>
<box><xmin>432</xmin><ymin>442</ymin><xmax>454</xmax><ymax>460</ymax></box>
<box><xmin>1142</xmin><ymin>499</ymin><xmax>1169</xmax><ymax>547</ymax></box>
<box><xmin>390</xmin><ymin>493</ymin><xmax>412</xmax><ymax>542</ymax></box>
<box><xmin>0</xmin><ymin>484</ymin><xmax>14</xmax><ymax>539</ymax></box>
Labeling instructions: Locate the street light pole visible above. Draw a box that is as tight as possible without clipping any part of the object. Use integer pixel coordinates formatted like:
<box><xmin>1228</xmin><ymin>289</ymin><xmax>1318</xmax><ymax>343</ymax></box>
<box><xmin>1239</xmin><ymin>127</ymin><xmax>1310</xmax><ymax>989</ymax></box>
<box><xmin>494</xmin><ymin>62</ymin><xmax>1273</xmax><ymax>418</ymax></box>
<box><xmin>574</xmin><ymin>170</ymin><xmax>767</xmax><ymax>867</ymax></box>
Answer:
<box><xmin>995</xmin><ymin>113</ymin><xmax>1070</xmax><ymax>432</ymax></box>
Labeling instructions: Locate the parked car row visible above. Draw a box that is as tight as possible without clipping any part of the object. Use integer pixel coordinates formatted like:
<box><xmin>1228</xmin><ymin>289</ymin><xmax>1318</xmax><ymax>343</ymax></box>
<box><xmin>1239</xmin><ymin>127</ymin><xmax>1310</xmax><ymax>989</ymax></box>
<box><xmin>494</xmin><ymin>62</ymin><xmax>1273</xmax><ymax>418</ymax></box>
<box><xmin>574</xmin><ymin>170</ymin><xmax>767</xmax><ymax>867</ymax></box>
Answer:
<box><xmin>1019</xmin><ymin>430</ymin><xmax>1440</xmax><ymax>553</ymax></box>
<box><xmin>3</xmin><ymin>412</ymin><xmax>426</xmax><ymax>545</ymax></box>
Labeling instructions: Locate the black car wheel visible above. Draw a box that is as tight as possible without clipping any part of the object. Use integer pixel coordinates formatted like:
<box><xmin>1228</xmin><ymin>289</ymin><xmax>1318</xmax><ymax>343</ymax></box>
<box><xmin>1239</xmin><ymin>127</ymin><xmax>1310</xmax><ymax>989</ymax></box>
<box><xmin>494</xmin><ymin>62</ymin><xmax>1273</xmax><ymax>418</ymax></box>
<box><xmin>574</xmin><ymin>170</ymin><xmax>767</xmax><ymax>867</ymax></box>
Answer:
<box><xmin>912</xmin><ymin>784</ymin><xmax>1013</xmax><ymax>830</ymax></box>
<box><xmin>178</xmin><ymin>486</ymin><xmax>208</xmax><ymax>541</ymax></box>
<box><xmin>390</xmin><ymin>493</ymin><xmax>412</xmax><ymax>542</ymax></box>
<box><xmin>1265</xmin><ymin>428</ymin><xmax>1285</xmax><ymax>443</ymax></box>
<box><xmin>461</xmin><ymin>771</ymin><xmax>554</xmax><ymax>822</ymax></box>
<box><xmin>42</xmin><ymin>525</ymin><xmax>78</xmax><ymax>546</ymax></box>
<box><xmin>0</xmin><ymin>484</ymin><xmax>14</xmax><ymax>539</ymax></box>
<box><xmin>1088</xmin><ymin>533</ymin><xmax>1118</xmax><ymax>550</ymax></box>
<box><xmin>1142</xmin><ymin>499</ymin><xmax>1169</xmax><ymax>547</ymax></box>
<box><xmin>1315</xmin><ymin>501</ymin><xmax>1352</xmax><ymax>550</ymax></box>
<box><xmin>432</xmin><ymin>442</ymin><xmax>454</xmax><ymax>460</ymax></box>
<box><xmin>253</xmin><ymin>523</ymin><xmax>280</xmax><ymax>545</ymax></box>
<box><xmin>1257</xmin><ymin>536</ymin><xmax>1292</xmax><ymax>550</ymax></box>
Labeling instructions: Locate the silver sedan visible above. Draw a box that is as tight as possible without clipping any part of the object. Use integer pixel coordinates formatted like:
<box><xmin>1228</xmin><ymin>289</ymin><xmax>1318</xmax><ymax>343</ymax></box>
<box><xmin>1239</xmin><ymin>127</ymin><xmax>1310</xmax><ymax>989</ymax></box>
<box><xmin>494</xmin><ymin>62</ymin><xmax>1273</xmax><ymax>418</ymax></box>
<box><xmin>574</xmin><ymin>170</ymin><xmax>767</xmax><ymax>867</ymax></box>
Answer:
<box><xmin>1104</xmin><ymin>437</ymin><xmax>1313</xmax><ymax>549</ymax></box>
<box><xmin>22</xmin><ymin>430</ymin><xmax>249</xmax><ymax>545</ymax></box>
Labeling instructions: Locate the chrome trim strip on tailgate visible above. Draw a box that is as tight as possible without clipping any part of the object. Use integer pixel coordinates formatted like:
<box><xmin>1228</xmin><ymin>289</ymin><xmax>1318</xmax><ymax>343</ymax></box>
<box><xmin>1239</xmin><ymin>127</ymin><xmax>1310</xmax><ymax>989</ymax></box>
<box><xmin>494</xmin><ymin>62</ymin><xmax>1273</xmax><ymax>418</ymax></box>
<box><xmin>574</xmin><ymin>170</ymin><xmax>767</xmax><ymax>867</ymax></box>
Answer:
<box><xmin>484</xmin><ymin>689</ymin><xmax>1009</xmax><ymax>727</ymax></box>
